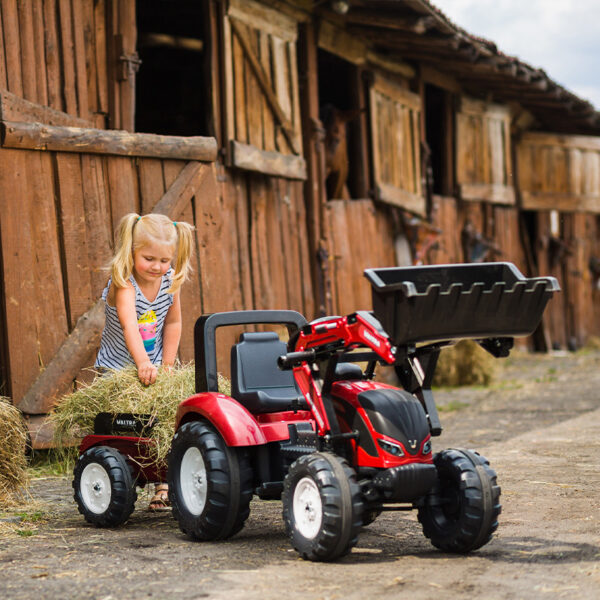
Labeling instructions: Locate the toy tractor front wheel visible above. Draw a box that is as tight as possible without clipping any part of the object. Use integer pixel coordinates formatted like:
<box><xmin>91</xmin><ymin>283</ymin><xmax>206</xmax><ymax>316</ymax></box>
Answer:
<box><xmin>418</xmin><ymin>448</ymin><xmax>501</xmax><ymax>552</ymax></box>
<box><xmin>73</xmin><ymin>446</ymin><xmax>137</xmax><ymax>527</ymax></box>
<box><xmin>168</xmin><ymin>420</ymin><xmax>253</xmax><ymax>541</ymax></box>
<box><xmin>282</xmin><ymin>452</ymin><xmax>363</xmax><ymax>561</ymax></box>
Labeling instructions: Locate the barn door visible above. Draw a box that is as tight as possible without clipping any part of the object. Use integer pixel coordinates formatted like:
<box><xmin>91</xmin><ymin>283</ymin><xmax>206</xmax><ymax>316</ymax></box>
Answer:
<box><xmin>517</xmin><ymin>132</ymin><xmax>600</xmax><ymax>349</ymax></box>
<box><xmin>455</xmin><ymin>96</ymin><xmax>514</xmax><ymax>205</ymax></box>
<box><xmin>369</xmin><ymin>73</ymin><xmax>424</xmax><ymax>215</ymax></box>
<box><xmin>222</xmin><ymin>0</ymin><xmax>305</xmax><ymax>179</ymax></box>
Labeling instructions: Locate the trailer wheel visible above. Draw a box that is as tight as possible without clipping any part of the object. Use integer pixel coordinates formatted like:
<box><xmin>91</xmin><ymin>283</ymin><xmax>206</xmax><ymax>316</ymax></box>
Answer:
<box><xmin>168</xmin><ymin>420</ymin><xmax>253</xmax><ymax>541</ymax></box>
<box><xmin>283</xmin><ymin>452</ymin><xmax>363</xmax><ymax>561</ymax></box>
<box><xmin>73</xmin><ymin>446</ymin><xmax>137</xmax><ymax>527</ymax></box>
<box><xmin>418</xmin><ymin>448</ymin><xmax>501</xmax><ymax>552</ymax></box>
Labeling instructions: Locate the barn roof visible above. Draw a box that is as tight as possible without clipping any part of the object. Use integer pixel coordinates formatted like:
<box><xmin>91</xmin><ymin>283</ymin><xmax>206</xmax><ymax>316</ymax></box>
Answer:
<box><xmin>335</xmin><ymin>0</ymin><xmax>600</xmax><ymax>135</ymax></box>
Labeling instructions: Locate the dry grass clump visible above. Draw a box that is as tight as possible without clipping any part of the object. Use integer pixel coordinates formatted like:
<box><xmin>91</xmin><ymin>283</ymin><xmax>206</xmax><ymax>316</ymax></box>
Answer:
<box><xmin>433</xmin><ymin>340</ymin><xmax>496</xmax><ymax>387</ymax></box>
<box><xmin>0</xmin><ymin>397</ymin><xmax>29</xmax><ymax>505</ymax></box>
<box><xmin>583</xmin><ymin>336</ymin><xmax>600</xmax><ymax>350</ymax></box>
<box><xmin>50</xmin><ymin>364</ymin><xmax>230</xmax><ymax>469</ymax></box>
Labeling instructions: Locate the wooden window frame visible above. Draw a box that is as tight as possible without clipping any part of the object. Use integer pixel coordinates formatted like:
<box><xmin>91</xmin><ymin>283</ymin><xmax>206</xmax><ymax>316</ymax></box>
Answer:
<box><xmin>455</xmin><ymin>96</ymin><xmax>515</xmax><ymax>205</ymax></box>
<box><xmin>221</xmin><ymin>0</ymin><xmax>306</xmax><ymax>180</ymax></box>
<box><xmin>369</xmin><ymin>72</ymin><xmax>425</xmax><ymax>215</ymax></box>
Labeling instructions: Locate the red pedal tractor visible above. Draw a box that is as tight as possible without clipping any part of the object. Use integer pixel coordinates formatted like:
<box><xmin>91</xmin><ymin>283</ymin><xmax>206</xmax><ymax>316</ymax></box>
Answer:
<box><xmin>73</xmin><ymin>263</ymin><xmax>559</xmax><ymax>561</ymax></box>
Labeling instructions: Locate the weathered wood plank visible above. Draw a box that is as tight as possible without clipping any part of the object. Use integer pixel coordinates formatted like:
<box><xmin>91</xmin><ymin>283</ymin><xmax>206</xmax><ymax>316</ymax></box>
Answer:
<box><xmin>31</xmin><ymin>0</ymin><xmax>48</xmax><ymax>106</ymax></box>
<box><xmin>2</xmin><ymin>0</ymin><xmax>23</xmax><ymax>96</ymax></box>
<box><xmin>138</xmin><ymin>157</ymin><xmax>166</xmax><ymax>213</ymax></box>
<box><xmin>72</xmin><ymin>0</ymin><xmax>91</xmax><ymax>121</ymax></box>
<box><xmin>0</xmin><ymin>91</ymin><xmax>92</xmax><ymax>127</ymax></box>
<box><xmin>107</xmin><ymin>156</ymin><xmax>138</xmax><ymax>231</ymax></box>
<box><xmin>153</xmin><ymin>161</ymin><xmax>212</xmax><ymax>217</ymax></box>
<box><xmin>18</xmin><ymin>300</ymin><xmax>105</xmax><ymax>414</ymax></box>
<box><xmin>0</xmin><ymin>6</ymin><xmax>7</xmax><ymax>89</ymax></box>
<box><xmin>55</xmin><ymin>153</ymin><xmax>93</xmax><ymax>326</ymax></box>
<box><xmin>81</xmin><ymin>154</ymin><xmax>113</xmax><ymax>296</ymax></box>
<box><xmin>376</xmin><ymin>182</ymin><xmax>426</xmax><ymax>215</ymax></box>
<box><xmin>231</xmin><ymin>140</ymin><xmax>306</xmax><ymax>180</ymax></box>
<box><xmin>459</xmin><ymin>183</ymin><xmax>516</xmax><ymax>205</ymax></box>
<box><xmin>26</xmin><ymin>151</ymin><xmax>69</xmax><ymax>375</ymax></box>
<box><xmin>94</xmin><ymin>0</ymin><xmax>109</xmax><ymax>123</ymax></box>
<box><xmin>318</xmin><ymin>19</ymin><xmax>366</xmax><ymax>65</ymax></box>
<box><xmin>43</xmin><ymin>0</ymin><xmax>63</xmax><ymax>112</ymax></box>
<box><xmin>228</xmin><ymin>0</ymin><xmax>297</xmax><ymax>42</ymax></box>
<box><xmin>16</xmin><ymin>1</ymin><xmax>37</xmax><ymax>101</ymax></box>
<box><xmin>2</xmin><ymin>121</ymin><xmax>219</xmax><ymax>160</ymax></box>
<box><xmin>58</xmin><ymin>0</ymin><xmax>78</xmax><ymax>115</ymax></box>
<box><xmin>0</xmin><ymin>149</ymin><xmax>39</xmax><ymax>404</ymax></box>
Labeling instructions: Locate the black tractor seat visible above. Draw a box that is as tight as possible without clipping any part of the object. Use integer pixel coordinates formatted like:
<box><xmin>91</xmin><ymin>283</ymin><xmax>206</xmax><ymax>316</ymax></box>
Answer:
<box><xmin>231</xmin><ymin>332</ymin><xmax>308</xmax><ymax>414</ymax></box>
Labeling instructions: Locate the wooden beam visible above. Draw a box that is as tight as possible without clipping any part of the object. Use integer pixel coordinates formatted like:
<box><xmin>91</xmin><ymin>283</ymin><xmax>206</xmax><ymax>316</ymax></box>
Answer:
<box><xmin>318</xmin><ymin>19</ymin><xmax>367</xmax><ymax>65</ymax></box>
<box><xmin>0</xmin><ymin>90</ymin><xmax>92</xmax><ymax>127</ymax></box>
<box><xmin>229</xmin><ymin>17</ymin><xmax>300</xmax><ymax>155</ymax></box>
<box><xmin>231</xmin><ymin>140</ymin><xmax>307</xmax><ymax>179</ymax></box>
<box><xmin>375</xmin><ymin>182</ymin><xmax>426</xmax><ymax>216</ymax></box>
<box><xmin>17</xmin><ymin>300</ymin><xmax>105</xmax><ymax>414</ymax></box>
<box><xmin>1</xmin><ymin>121</ymin><xmax>218</xmax><ymax>161</ymax></box>
<box><xmin>520</xmin><ymin>191</ymin><xmax>599</xmax><ymax>213</ymax></box>
<box><xmin>153</xmin><ymin>162</ymin><xmax>212</xmax><ymax>216</ymax></box>
<box><xmin>459</xmin><ymin>183</ymin><xmax>516</xmax><ymax>205</ymax></box>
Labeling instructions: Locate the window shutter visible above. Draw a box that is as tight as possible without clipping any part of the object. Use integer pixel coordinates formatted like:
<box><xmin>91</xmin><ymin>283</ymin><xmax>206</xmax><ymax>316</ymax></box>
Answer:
<box><xmin>455</xmin><ymin>96</ymin><xmax>514</xmax><ymax>204</ymax></box>
<box><xmin>222</xmin><ymin>0</ymin><xmax>305</xmax><ymax>180</ymax></box>
<box><xmin>369</xmin><ymin>74</ymin><xmax>424</xmax><ymax>215</ymax></box>
<box><xmin>517</xmin><ymin>132</ymin><xmax>600</xmax><ymax>213</ymax></box>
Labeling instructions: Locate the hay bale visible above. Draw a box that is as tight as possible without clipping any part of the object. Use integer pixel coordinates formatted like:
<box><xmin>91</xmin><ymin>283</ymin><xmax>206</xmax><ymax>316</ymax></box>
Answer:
<box><xmin>433</xmin><ymin>340</ymin><xmax>496</xmax><ymax>387</ymax></box>
<box><xmin>50</xmin><ymin>364</ymin><xmax>230</xmax><ymax>469</ymax></box>
<box><xmin>0</xmin><ymin>398</ymin><xmax>29</xmax><ymax>504</ymax></box>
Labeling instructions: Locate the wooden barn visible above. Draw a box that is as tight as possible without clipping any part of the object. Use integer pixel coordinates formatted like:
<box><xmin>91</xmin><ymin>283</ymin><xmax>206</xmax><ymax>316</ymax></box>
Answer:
<box><xmin>0</xmin><ymin>0</ymin><xmax>598</xmax><ymax>447</ymax></box>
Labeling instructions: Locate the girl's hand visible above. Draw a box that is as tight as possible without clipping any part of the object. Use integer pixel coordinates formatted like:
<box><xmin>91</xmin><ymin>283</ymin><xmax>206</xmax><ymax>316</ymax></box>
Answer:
<box><xmin>138</xmin><ymin>361</ymin><xmax>158</xmax><ymax>385</ymax></box>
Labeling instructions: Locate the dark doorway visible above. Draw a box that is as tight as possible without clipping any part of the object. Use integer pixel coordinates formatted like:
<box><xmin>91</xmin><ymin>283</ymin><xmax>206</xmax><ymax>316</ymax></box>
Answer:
<box><xmin>424</xmin><ymin>83</ymin><xmax>452</xmax><ymax>196</ymax></box>
<box><xmin>317</xmin><ymin>49</ymin><xmax>367</xmax><ymax>200</ymax></box>
<box><xmin>135</xmin><ymin>0</ymin><xmax>211</xmax><ymax>136</ymax></box>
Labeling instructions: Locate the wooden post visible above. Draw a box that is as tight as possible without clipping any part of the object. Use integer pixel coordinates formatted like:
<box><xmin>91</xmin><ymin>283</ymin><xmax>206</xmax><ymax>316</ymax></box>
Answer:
<box><xmin>298</xmin><ymin>20</ymin><xmax>331</xmax><ymax>315</ymax></box>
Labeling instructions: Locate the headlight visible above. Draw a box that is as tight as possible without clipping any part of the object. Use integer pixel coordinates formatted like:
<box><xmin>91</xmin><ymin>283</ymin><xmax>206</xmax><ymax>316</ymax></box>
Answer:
<box><xmin>377</xmin><ymin>438</ymin><xmax>404</xmax><ymax>457</ymax></box>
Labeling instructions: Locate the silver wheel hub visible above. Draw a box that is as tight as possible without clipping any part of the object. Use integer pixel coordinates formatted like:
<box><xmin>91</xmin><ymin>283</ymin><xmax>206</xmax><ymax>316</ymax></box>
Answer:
<box><xmin>293</xmin><ymin>477</ymin><xmax>323</xmax><ymax>539</ymax></box>
<box><xmin>80</xmin><ymin>463</ymin><xmax>111</xmax><ymax>514</ymax></box>
<box><xmin>180</xmin><ymin>447</ymin><xmax>208</xmax><ymax>516</ymax></box>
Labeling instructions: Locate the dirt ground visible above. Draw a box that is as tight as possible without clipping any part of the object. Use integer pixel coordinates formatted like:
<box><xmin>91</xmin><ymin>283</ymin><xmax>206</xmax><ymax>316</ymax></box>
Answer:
<box><xmin>1</xmin><ymin>349</ymin><xmax>599</xmax><ymax>600</ymax></box>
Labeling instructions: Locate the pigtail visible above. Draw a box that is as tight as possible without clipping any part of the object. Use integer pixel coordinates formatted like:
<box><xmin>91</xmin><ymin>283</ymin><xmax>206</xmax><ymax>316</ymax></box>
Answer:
<box><xmin>169</xmin><ymin>221</ymin><xmax>195</xmax><ymax>294</ymax></box>
<box><xmin>110</xmin><ymin>213</ymin><xmax>139</xmax><ymax>288</ymax></box>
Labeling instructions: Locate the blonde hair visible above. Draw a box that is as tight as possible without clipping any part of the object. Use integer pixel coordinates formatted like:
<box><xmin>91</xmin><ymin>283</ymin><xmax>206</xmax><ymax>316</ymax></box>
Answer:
<box><xmin>110</xmin><ymin>213</ymin><xmax>195</xmax><ymax>294</ymax></box>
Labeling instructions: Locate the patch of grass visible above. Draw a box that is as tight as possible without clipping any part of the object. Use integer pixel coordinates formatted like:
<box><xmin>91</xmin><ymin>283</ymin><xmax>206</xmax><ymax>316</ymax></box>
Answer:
<box><xmin>437</xmin><ymin>400</ymin><xmax>469</xmax><ymax>413</ymax></box>
<box><xmin>28</xmin><ymin>449</ymin><xmax>74</xmax><ymax>479</ymax></box>
<box><xmin>16</xmin><ymin>528</ymin><xmax>36</xmax><ymax>537</ymax></box>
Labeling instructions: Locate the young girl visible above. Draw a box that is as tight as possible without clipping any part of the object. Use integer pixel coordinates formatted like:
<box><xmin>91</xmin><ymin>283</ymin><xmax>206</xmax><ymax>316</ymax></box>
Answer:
<box><xmin>95</xmin><ymin>212</ymin><xmax>194</xmax><ymax>510</ymax></box>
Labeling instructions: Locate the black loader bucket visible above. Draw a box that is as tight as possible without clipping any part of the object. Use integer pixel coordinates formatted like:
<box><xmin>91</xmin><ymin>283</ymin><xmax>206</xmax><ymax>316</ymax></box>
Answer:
<box><xmin>364</xmin><ymin>262</ymin><xmax>560</xmax><ymax>346</ymax></box>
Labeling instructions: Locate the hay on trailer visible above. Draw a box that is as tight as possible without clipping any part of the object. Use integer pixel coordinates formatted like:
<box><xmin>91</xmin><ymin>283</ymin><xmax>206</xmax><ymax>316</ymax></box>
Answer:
<box><xmin>50</xmin><ymin>364</ymin><xmax>230</xmax><ymax>469</ymax></box>
<box><xmin>0</xmin><ymin>398</ymin><xmax>29</xmax><ymax>505</ymax></box>
<box><xmin>433</xmin><ymin>340</ymin><xmax>496</xmax><ymax>387</ymax></box>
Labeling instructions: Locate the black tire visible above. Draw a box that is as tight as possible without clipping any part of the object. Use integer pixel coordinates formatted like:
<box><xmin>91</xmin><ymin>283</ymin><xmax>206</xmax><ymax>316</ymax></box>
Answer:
<box><xmin>72</xmin><ymin>446</ymin><xmax>137</xmax><ymax>527</ymax></box>
<box><xmin>168</xmin><ymin>420</ymin><xmax>253</xmax><ymax>541</ymax></box>
<box><xmin>282</xmin><ymin>452</ymin><xmax>363</xmax><ymax>561</ymax></box>
<box><xmin>418</xmin><ymin>448</ymin><xmax>501</xmax><ymax>553</ymax></box>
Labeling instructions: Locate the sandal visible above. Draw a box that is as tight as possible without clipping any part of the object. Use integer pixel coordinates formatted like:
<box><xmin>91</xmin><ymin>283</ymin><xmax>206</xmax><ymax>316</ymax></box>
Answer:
<box><xmin>148</xmin><ymin>483</ymin><xmax>171</xmax><ymax>512</ymax></box>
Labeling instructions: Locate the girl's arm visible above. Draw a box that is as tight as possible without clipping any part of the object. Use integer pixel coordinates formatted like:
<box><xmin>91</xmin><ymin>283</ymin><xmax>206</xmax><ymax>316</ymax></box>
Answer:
<box><xmin>161</xmin><ymin>292</ymin><xmax>182</xmax><ymax>368</ymax></box>
<box><xmin>115</xmin><ymin>283</ymin><xmax>158</xmax><ymax>385</ymax></box>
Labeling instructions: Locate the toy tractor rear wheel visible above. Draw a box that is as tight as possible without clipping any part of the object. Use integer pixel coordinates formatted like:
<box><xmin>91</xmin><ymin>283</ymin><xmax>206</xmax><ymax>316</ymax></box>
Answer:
<box><xmin>168</xmin><ymin>420</ymin><xmax>253</xmax><ymax>541</ymax></box>
<box><xmin>73</xmin><ymin>446</ymin><xmax>137</xmax><ymax>527</ymax></box>
<box><xmin>282</xmin><ymin>452</ymin><xmax>363</xmax><ymax>561</ymax></box>
<box><xmin>418</xmin><ymin>448</ymin><xmax>501</xmax><ymax>552</ymax></box>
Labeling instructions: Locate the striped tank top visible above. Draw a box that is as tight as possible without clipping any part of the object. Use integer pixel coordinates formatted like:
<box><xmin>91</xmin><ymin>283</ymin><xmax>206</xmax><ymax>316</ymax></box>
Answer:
<box><xmin>95</xmin><ymin>269</ymin><xmax>174</xmax><ymax>370</ymax></box>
